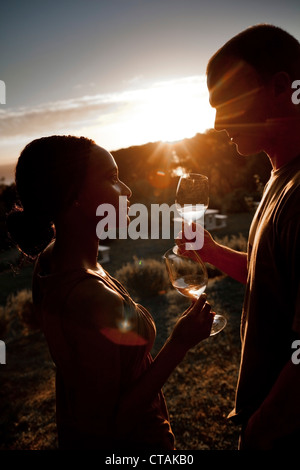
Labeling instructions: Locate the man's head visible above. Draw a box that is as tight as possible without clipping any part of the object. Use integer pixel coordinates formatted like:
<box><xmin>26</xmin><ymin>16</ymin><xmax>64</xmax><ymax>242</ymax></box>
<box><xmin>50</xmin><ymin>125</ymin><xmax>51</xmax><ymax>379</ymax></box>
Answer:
<box><xmin>207</xmin><ymin>24</ymin><xmax>300</xmax><ymax>87</ymax></box>
<box><xmin>207</xmin><ymin>24</ymin><xmax>300</xmax><ymax>156</ymax></box>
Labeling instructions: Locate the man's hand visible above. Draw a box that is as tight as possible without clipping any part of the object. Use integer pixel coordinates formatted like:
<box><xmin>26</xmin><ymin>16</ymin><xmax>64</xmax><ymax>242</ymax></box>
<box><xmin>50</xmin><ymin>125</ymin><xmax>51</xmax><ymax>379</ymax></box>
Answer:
<box><xmin>239</xmin><ymin>409</ymin><xmax>274</xmax><ymax>450</ymax></box>
<box><xmin>176</xmin><ymin>221</ymin><xmax>248</xmax><ymax>284</ymax></box>
<box><xmin>176</xmin><ymin>222</ymin><xmax>217</xmax><ymax>263</ymax></box>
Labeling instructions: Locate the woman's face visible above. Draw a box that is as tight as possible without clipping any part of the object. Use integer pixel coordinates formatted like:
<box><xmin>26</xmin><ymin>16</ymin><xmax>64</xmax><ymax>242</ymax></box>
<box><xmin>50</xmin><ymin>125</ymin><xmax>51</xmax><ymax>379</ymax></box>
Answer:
<box><xmin>76</xmin><ymin>144</ymin><xmax>132</xmax><ymax>225</ymax></box>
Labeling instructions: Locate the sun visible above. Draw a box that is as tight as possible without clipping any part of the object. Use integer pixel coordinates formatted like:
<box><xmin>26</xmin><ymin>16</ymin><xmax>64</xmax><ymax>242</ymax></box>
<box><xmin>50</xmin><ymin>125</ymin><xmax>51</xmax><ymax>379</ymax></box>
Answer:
<box><xmin>130</xmin><ymin>77</ymin><xmax>216</xmax><ymax>144</ymax></box>
<box><xmin>75</xmin><ymin>76</ymin><xmax>216</xmax><ymax>151</ymax></box>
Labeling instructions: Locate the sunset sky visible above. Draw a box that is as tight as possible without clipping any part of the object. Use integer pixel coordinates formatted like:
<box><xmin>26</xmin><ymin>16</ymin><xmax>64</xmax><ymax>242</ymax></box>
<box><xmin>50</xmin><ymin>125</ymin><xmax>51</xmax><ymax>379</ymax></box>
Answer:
<box><xmin>1</xmin><ymin>0</ymin><xmax>300</xmax><ymax>180</ymax></box>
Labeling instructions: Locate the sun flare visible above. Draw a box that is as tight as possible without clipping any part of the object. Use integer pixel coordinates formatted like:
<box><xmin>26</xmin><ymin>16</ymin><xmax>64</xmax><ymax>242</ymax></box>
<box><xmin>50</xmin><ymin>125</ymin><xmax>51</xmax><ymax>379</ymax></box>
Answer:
<box><xmin>75</xmin><ymin>76</ymin><xmax>216</xmax><ymax>151</ymax></box>
<box><xmin>130</xmin><ymin>78</ymin><xmax>216</xmax><ymax>143</ymax></box>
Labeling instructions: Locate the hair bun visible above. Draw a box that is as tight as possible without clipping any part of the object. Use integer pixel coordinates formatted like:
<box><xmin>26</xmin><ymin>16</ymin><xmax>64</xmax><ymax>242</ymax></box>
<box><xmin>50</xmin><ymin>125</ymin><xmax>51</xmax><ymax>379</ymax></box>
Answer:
<box><xmin>6</xmin><ymin>208</ymin><xmax>55</xmax><ymax>259</ymax></box>
<box><xmin>6</xmin><ymin>209</ymin><xmax>28</xmax><ymax>238</ymax></box>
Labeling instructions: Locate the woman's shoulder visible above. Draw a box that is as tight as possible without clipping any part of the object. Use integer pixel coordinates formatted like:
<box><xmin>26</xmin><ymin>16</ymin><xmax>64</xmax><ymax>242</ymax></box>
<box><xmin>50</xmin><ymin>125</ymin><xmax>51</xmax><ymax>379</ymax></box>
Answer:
<box><xmin>64</xmin><ymin>271</ymin><xmax>124</xmax><ymax>329</ymax></box>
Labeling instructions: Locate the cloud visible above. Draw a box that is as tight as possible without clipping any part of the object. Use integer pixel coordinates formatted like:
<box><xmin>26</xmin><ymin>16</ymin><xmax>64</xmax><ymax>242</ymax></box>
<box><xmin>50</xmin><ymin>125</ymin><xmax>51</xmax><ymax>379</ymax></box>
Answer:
<box><xmin>125</xmin><ymin>75</ymin><xmax>144</xmax><ymax>86</ymax></box>
<box><xmin>0</xmin><ymin>92</ymin><xmax>128</xmax><ymax>139</ymax></box>
<box><xmin>0</xmin><ymin>75</ymin><xmax>213</xmax><ymax>162</ymax></box>
<box><xmin>0</xmin><ymin>75</ymin><xmax>208</xmax><ymax>139</ymax></box>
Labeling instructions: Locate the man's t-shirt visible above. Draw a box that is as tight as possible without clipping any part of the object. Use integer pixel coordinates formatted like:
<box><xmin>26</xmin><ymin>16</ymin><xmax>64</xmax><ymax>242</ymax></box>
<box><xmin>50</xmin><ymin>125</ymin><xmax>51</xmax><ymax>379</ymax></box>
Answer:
<box><xmin>229</xmin><ymin>154</ymin><xmax>300</xmax><ymax>424</ymax></box>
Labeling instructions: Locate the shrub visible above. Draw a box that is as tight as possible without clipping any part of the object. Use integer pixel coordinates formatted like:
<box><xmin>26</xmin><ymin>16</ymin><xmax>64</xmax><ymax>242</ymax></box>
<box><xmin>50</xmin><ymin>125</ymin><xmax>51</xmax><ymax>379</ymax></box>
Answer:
<box><xmin>165</xmin><ymin>289</ymin><xmax>190</xmax><ymax>325</ymax></box>
<box><xmin>0</xmin><ymin>305</ymin><xmax>9</xmax><ymax>338</ymax></box>
<box><xmin>205</xmin><ymin>262</ymin><xmax>223</xmax><ymax>278</ymax></box>
<box><xmin>115</xmin><ymin>256</ymin><xmax>170</xmax><ymax>301</ymax></box>
<box><xmin>223</xmin><ymin>188</ymin><xmax>251</xmax><ymax>213</ymax></box>
<box><xmin>198</xmin><ymin>233</ymin><xmax>248</xmax><ymax>279</ymax></box>
<box><xmin>214</xmin><ymin>233</ymin><xmax>247</xmax><ymax>252</ymax></box>
<box><xmin>2</xmin><ymin>289</ymin><xmax>39</xmax><ymax>339</ymax></box>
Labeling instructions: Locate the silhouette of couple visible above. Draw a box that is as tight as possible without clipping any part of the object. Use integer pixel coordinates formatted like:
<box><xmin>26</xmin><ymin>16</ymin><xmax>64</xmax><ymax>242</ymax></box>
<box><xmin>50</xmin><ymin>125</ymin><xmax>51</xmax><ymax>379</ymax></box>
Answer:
<box><xmin>7</xmin><ymin>24</ymin><xmax>300</xmax><ymax>450</ymax></box>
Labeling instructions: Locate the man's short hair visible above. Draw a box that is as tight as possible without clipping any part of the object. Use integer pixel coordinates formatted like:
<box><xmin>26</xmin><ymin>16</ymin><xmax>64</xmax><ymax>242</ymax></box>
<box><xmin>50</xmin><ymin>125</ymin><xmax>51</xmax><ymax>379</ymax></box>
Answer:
<box><xmin>207</xmin><ymin>24</ymin><xmax>300</xmax><ymax>87</ymax></box>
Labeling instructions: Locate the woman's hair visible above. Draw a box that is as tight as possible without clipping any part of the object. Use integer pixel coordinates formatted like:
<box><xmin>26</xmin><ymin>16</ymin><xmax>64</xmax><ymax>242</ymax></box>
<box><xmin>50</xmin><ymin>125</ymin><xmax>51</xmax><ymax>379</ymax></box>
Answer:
<box><xmin>6</xmin><ymin>135</ymin><xmax>95</xmax><ymax>259</ymax></box>
<box><xmin>207</xmin><ymin>24</ymin><xmax>300</xmax><ymax>87</ymax></box>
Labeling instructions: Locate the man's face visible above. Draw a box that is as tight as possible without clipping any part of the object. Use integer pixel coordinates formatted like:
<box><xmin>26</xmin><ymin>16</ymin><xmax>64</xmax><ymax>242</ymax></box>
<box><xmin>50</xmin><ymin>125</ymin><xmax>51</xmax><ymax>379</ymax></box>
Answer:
<box><xmin>207</xmin><ymin>61</ymin><xmax>271</xmax><ymax>156</ymax></box>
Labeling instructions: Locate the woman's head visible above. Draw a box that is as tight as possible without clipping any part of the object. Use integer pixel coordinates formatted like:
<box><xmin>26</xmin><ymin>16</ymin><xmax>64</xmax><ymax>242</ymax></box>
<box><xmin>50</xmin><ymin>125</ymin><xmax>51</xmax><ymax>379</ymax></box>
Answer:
<box><xmin>76</xmin><ymin>143</ymin><xmax>132</xmax><ymax>226</ymax></box>
<box><xmin>6</xmin><ymin>135</ymin><xmax>97</xmax><ymax>258</ymax></box>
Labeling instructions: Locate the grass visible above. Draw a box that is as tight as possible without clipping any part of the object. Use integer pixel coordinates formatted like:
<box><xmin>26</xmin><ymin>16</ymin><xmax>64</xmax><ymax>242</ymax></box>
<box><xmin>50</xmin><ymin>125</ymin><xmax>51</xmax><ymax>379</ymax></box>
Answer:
<box><xmin>143</xmin><ymin>275</ymin><xmax>244</xmax><ymax>450</ymax></box>
<box><xmin>0</xmin><ymin>212</ymin><xmax>252</xmax><ymax>450</ymax></box>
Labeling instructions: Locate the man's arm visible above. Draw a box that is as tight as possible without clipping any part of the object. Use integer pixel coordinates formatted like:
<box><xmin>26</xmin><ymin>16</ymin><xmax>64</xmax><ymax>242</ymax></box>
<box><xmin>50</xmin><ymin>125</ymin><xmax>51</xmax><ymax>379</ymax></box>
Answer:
<box><xmin>206</xmin><ymin>240</ymin><xmax>248</xmax><ymax>284</ymax></box>
<box><xmin>241</xmin><ymin>358</ymin><xmax>300</xmax><ymax>449</ymax></box>
<box><xmin>177</xmin><ymin>225</ymin><xmax>248</xmax><ymax>284</ymax></box>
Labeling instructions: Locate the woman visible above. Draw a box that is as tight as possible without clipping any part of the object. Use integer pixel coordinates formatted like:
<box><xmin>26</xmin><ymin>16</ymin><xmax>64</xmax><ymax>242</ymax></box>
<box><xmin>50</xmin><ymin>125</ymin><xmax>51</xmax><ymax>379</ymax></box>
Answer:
<box><xmin>7</xmin><ymin>135</ymin><xmax>213</xmax><ymax>450</ymax></box>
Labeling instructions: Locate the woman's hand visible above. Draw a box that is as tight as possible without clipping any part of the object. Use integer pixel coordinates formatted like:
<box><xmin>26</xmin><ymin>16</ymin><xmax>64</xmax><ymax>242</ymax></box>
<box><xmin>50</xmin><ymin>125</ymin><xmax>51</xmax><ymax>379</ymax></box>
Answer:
<box><xmin>169</xmin><ymin>293</ymin><xmax>214</xmax><ymax>353</ymax></box>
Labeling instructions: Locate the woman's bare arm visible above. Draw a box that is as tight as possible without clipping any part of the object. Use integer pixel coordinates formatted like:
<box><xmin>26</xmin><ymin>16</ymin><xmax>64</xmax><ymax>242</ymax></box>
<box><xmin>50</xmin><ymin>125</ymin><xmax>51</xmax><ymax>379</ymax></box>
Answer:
<box><xmin>65</xmin><ymin>281</ymin><xmax>213</xmax><ymax>437</ymax></box>
<box><xmin>115</xmin><ymin>294</ymin><xmax>213</xmax><ymax>433</ymax></box>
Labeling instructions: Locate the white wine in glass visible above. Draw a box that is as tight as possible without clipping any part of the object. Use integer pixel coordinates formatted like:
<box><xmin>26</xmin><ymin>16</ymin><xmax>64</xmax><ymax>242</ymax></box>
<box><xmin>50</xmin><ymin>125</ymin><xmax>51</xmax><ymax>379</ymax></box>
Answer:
<box><xmin>175</xmin><ymin>173</ymin><xmax>209</xmax><ymax>225</ymax></box>
<box><xmin>164</xmin><ymin>246</ymin><xmax>227</xmax><ymax>336</ymax></box>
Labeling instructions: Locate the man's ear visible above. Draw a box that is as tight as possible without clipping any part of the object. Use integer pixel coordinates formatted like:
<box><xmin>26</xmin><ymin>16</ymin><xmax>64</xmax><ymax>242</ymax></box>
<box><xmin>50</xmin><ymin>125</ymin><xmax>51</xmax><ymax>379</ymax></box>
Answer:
<box><xmin>271</xmin><ymin>71</ymin><xmax>291</xmax><ymax>97</ymax></box>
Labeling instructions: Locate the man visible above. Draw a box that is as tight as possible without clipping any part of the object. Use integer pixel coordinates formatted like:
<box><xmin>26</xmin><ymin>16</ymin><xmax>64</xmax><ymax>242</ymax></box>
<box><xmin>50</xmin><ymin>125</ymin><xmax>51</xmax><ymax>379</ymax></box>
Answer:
<box><xmin>180</xmin><ymin>24</ymin><xmax>300</xmax><ymax>449</ymax></box>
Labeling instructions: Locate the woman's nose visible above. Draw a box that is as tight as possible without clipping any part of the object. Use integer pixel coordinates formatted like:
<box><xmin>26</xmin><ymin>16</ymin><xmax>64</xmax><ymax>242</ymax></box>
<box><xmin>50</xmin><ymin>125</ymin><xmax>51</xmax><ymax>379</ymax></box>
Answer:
<box><xmin>122</xmin><ymin>181</ymin><xmax>132</xmax><ymax>198</ymax></box>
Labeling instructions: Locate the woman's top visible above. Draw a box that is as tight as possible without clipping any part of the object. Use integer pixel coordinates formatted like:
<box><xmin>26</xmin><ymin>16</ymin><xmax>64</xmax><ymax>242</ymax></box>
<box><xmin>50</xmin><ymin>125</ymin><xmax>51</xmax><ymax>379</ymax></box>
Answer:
<box><xmin>32</xmin><ymin>250</ymin><xmax>175</xmax><ymax>450</ymax></box>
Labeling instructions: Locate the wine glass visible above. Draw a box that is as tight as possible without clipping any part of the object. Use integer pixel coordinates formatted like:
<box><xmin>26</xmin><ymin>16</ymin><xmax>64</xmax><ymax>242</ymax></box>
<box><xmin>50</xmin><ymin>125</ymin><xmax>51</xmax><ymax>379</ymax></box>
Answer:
<box><xmin>163</xmin><ymin>246</ymin><xmax>227</xmax><ymax>336</ymax></box>
<box><xmin>175</xmin><ymin>173</ymin><xmax>209</xmax><ymax>225</ymax></box>
<box><xmin>174</xmin><ymin>172</ymin><xmax>208</xmax><ymax>254</ymax></box>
